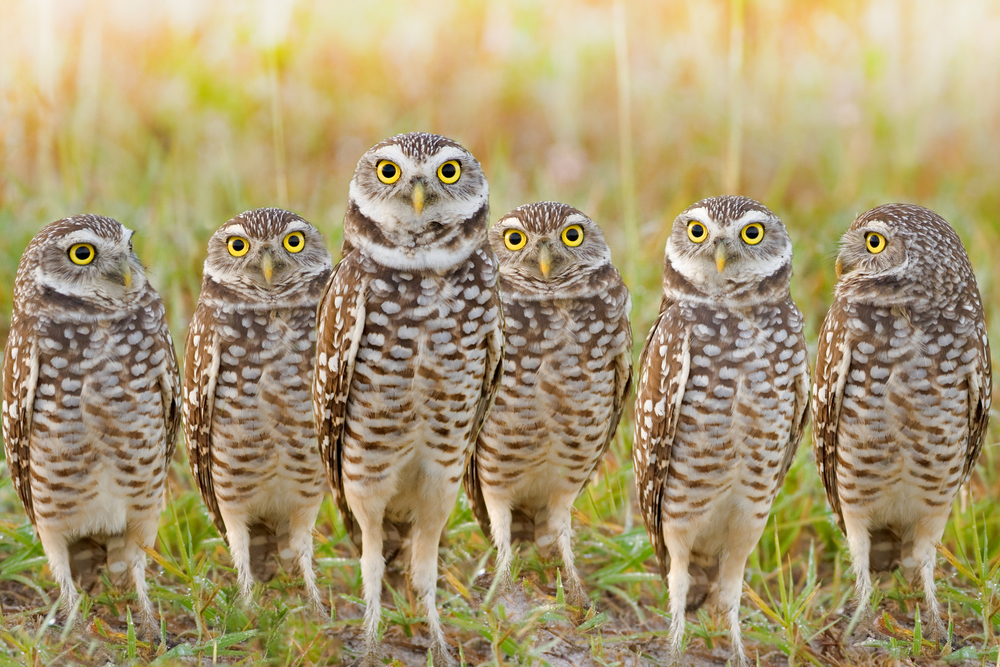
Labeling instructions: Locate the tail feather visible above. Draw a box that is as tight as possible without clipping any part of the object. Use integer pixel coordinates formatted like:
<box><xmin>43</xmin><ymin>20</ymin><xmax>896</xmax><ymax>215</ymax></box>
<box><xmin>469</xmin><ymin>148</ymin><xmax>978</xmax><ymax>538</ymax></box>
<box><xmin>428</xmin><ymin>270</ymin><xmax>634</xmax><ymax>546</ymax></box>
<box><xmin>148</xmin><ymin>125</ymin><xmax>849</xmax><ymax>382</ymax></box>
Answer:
<box><xmin>248</xmin><ymin>523</ymin><xmax>279</xmax><ymax>583</ymax></box>
<box><xmin>510</xmin><ymin>509</ymin><xmax>537</xmax><ymax>543</ymax></box>
<box><xmin>69</xmin><ymin>537</ymin><xmax>107</xmax><ymax>594</ymax></box>
<box><xmin>686</xmin><ymin>557</ymin><xmax>718</xmax><ymax>612</ymax></box>
<box><xmin>869</xmin><ymin>526</ymin><xmax>903</xmax><ymax>573</ymax></box>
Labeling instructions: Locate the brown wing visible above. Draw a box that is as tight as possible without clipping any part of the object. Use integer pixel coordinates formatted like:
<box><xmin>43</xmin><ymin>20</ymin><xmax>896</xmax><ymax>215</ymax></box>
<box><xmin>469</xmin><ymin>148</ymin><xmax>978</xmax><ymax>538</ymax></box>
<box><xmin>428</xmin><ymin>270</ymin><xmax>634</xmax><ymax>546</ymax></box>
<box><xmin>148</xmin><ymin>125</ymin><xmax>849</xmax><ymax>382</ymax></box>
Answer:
<box><xmin>810</xmin><ymin>300</ymin><xmax>853</xmax><ymax>531</ymax></box>
<box><xmin>181</xmin><ymin>305</ymin><xmax>227</xmax><ymax>538</ymax></box>
<box><xmin>633</xmin><ymin>305</ymin><xmax>690</xmax><ymax>580</ymax></box>
<box><xmin>962</xmin><ymin>321</ymin><xmax>992</xmax><ymax>483</ymax></box>
<box><xmin>312</xmin><ymin>257</ymin><xmax>369</xmax><ymax>550</ymax></box>
<box><xmin>588</xmin><ymin>317</ymin><xmax>634</xmax><ymax>481</ymax></box>
<box><xmin>1</xmin><ymin>321</ymin><xmax>39</xmax><ymax>526</ymax></box>
<box><xmin>462</xmin><ymin>291</ymin><xmax>505</xmax><ymax>542</ymax></box>
<box><xmin>154</xmin><ymin>320</ymin><xmax>182</xmax><ymax>472</ymax></box>
<box><xmin>774</xmin><ymin>306</ymin><xmax>811</xmax><ymax>492</ymax></box>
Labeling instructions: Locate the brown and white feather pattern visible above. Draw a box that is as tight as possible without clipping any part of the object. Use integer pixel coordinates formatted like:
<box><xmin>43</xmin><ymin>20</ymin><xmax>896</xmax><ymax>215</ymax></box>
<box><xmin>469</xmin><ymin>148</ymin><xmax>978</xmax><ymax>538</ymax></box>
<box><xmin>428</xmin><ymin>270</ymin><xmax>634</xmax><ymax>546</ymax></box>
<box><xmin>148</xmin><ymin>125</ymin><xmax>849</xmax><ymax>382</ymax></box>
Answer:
<box><xmin>1</xmin><ymin>215</ymin><xmax>180</xmax><ymax>636</ymax></box>
<box><xmin>182</xmin><ymin>208</ymin><xmax>332</xmax><ymax>603</ymax></box>
<box><xmin>464</xmin><ymin>202</ymin><xmax>632</xmax><ymax>607</ymax></box>
<box><xmin>634</xmin><ymin>196</ymin><xmax>809</xmax><ymax>666</ymax></box>
<box><xmin>312</xmin><ymin>132</ymin><xmax>502</xmax><ymax>666</ymax></box>
<box><xmin>811</xmin><ymin>203</ymin><xmax>991</xmax><ymax>636</ymax></box>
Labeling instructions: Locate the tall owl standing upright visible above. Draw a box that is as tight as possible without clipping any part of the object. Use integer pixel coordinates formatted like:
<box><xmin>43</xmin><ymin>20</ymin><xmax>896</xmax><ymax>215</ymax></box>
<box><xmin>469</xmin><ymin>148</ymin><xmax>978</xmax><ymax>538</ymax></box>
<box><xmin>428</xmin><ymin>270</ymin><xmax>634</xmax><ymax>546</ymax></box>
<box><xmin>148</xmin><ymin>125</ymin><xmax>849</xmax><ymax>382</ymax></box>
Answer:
<box><xmin>464</xmin><ymin>202</ymin><xmax>632</xmax><ymax>608</ymax></box>
<box><xmin>182</xmin><ymin>208</ymin><xmax>332</xmax><ymax>607</ymax></box>
<box><xmin>313</xmin><ymin>132</ymin><xmax>503</xmax><ymax>666</ymax></box>
<box><xmin>633</xmin><ymin>196</ymin><xmax>810</xmax><ymax>666</ymax></box>
<box><xmin>812</xmin><ymin>204</ymin><xmax>992</xmax><ymax>638</ymax></box>
<box><xmin>2</xmin><ymin>215</ymin><xmax>180</xmax><ymax>637</ymax></box>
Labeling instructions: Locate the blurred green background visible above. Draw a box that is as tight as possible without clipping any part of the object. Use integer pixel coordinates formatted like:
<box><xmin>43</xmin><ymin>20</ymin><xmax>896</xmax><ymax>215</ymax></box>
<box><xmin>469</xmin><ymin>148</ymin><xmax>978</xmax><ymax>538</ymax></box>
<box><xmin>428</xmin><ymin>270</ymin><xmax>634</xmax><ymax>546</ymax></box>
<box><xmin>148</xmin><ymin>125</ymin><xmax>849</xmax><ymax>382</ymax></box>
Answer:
<box><xmin>2</xmin><ymin>0</ymin><xmax>998</xmax><ymax>343</ymax></box>
<box><xmin>1</xmin><ymin>0</ymin><xmax>999</xmax><ymax>664</ymax></box>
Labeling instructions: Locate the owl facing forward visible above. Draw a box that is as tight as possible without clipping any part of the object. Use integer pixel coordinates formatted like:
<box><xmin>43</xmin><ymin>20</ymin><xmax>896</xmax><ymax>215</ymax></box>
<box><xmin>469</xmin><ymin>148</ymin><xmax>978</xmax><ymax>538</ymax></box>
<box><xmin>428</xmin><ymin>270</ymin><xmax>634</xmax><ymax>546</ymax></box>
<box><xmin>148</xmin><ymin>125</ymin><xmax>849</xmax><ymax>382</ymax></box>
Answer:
<box><xmin>634</xmin><ymin>196</ymin><xmax>809</xmax><ymax>666</ymax></box>
<box><xmin>464</xmin><ymin>202</ymin><xmax>632</xmax><ymax>608</ymax></box>
<box><xmin>313</xmin><ymin>133</ymin><xmax>503</xmax><ymax>666</ymax></box>
<box><xmin>183</xmin><ymin>208</ymin><xmax>332</xmax><ymax>606</ymax></box>
<box><xmin>812</xmin><ymin>204</ymin><xmax>991</xmax><ymax>638</ymax></box>
<box><xmin>2</xmin><ymin>215</ymin><xmax>180</xmax><ymax>637</ymax></box>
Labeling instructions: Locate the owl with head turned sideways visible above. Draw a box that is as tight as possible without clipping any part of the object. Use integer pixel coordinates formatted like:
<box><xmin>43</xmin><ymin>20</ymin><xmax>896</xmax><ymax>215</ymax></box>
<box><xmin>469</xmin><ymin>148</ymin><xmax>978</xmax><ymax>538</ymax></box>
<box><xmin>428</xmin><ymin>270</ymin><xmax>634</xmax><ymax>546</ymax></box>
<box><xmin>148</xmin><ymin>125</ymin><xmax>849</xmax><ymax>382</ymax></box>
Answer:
<box><xmin>633</xmin><ymin>195</ymin><xmax>810</xmax><ymax>666</ymax></box>
<box><xmin>812</xmin><ymin>203</ymin><xmax>991</xmax><ymax>640</ymax></box>
<box><xmin>463</xmin><ymin>201</ymin><xmax>632</xmax><ymax>609</ymax></box>
<box><xmin>2</xmin><ymin>214</ymin><xmax>180</xmax><ymax>639</ymax></box>
<box><xmin>312</xmin><ymin>132</ymin><xmax>503</xmax><ymax>667</ymax></box>
<box><xmin>182</xmin><ymin>207</ymin><xmax>332</xmax><ymax>608</ymax></box>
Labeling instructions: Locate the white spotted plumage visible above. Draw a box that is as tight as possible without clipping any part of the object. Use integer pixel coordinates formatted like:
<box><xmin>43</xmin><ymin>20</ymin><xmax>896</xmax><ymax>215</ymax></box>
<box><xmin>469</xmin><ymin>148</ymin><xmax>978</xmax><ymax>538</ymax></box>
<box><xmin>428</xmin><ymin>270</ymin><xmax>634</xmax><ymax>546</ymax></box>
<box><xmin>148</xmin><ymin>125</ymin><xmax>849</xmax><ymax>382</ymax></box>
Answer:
<box><xmin>313</xmin><ymin>132</ymin><xmax>503</xmax><ymax>667</ymax></box>
<box><xmin>464</xmin><ymin>202</ymin><xmax>632</xmax><ymax>609</ymax></box>
<box><xmin>182</xmin><ymin>208</ymin><xmax>332</xmax><ymax>607</ymax></box>
<box><xmin>633</xmin><ymin>196</ymin><xmax>809</xmax><ymax>666</ymax></box>
<box><xmin>812</xmin><ymin>203</ymin><xmax>992</xmax><ymax>639</ymax></box>
<box><xmin>1</xmin><ymin>215</ymin><xmax>180</xmax><ymax>639</ymax></box>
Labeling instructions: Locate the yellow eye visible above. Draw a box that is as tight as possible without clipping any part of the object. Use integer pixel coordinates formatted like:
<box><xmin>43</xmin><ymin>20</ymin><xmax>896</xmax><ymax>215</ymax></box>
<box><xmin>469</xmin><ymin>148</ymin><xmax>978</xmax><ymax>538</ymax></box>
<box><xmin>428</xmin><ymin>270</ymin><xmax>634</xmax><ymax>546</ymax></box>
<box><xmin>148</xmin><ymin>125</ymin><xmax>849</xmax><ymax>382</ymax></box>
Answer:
<box><xmin>503</xmin><ymin>229</ymin><xmax>527</xmax><ymax>251</ymax></box>
<box><xmin>687</xmin><ymin>221</ymin><xmax>708</xmax><ymax>243</ymax></box>
<box><xmin>283</xmin><ymin>231</ymin><xmax>305</xmax><ymax>253</ymax></box>
<box><xmin>437</xmin><ymin>160</ymin><xmax>461</xmax><ymax>184</ymax></box>
<box><xmin>741</xmin><ymin>222</ymin><xmax>764</xmax><ymax>245</ymax></box>
<box><xmin>561</xmin><ymin>224</ymin><xmax>584</xmax><ymax>247</ymax></box>
<box><xmin>68</xmin><ymin>243</ymin><xmax>95</xmax><ymax>265</ymax></box>
<box><xmin>376</xmin><ymin>160</ymin><xmax>401</xmax><ymax>184</ymax></box>
<box><xmin>227</xmin><ymin>237</ymin><xmax>250</xmax><ymax>257</ymax></box>
<box><xmin>866</xmin><ymin>231</ymin><xmax>887</xmax><ymax>254</ymax></box>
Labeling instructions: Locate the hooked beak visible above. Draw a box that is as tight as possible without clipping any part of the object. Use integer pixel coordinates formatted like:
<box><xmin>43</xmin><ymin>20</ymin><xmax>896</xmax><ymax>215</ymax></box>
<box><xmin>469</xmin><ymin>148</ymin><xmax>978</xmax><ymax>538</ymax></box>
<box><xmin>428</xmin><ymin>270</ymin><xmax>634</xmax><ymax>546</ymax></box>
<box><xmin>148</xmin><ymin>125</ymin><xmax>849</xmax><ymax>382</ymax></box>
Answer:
<box><xmin>261</xmin><ymin>249</ymin><xmax>274</xmax><ymax>285</ymax></box>
<box><xmin>538</xmin><ymin>243</ymin><xmax>552</xmax><ymax>279</ymax></box>
<box><xmin>715</xmin><ymin>239</ymin><xmax>727</xmax><ymax>273</ymax></box>
<box><xmin>835</xmin><ymin>256</ymin><xmax>843</xmax><ymax>278</ymax></box>
<box><xmin>412</xmin><ymin>181</ymin><xmax>425</xmax><ymax>216</ymax></box>
<box><xmin>111</xmin><ymin>258</ymin><xmax>133</xmax><ymax>289</ymax></box>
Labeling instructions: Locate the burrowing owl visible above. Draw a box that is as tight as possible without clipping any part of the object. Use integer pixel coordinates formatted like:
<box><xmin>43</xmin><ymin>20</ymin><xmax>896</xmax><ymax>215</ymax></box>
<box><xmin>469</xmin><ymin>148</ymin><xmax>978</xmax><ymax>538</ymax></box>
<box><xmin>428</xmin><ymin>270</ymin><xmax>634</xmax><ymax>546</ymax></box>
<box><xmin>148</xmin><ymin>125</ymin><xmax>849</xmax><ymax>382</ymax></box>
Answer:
<box><xmin>1</xmin><ymin>215</ymin><xmax>180</xmax><ymax>637</ymax></box>
<box><xmin>812</xmin><ymin>203</ymin><xmax>992</xmax><ymax>637</ymax></box>
<box><xmin>182</xmin><ymin>208</ymin><xmax>332</xmax><ymax>607</ymax></box>
<box><xmin>464</xmin><ymin>202</ymin><xmax>632</xmax><ymax>608</ymax></box>
<box><xmin>313</xmin><ymin>132</ymin><xmax>503</xmax><ymax>666</ymax></box>
<box><xmin>634</xmin><ymin>196</ymin><xmax>810</xmax><ymax>665</ymax></box>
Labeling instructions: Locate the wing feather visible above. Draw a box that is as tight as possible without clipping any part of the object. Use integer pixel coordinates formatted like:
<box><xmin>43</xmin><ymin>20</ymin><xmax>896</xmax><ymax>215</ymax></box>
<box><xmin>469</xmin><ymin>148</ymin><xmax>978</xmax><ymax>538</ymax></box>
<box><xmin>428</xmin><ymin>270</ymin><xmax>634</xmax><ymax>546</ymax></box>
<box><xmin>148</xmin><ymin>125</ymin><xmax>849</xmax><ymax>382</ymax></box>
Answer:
<box><xmin>810</xmin><ymin>301</ymin><xmax>853</xmax><ymax>531</ymax></box>
<box><xmin>633</xmin><ymin>305</ymin><xmax>690</xmax><ymax>580</ymax></box>
<box><xmin>1</xmin><ymin>323</ymin><xmax>39</xmax><ymax>526</ymax></box>
<box><xmin>962</xmin><ymin>323</ymin><xmax>992</xmax><ymax>483</ymax></box>
<box><xmin>312</xmin><ymin>258</ymin><xmax>369</xmax><ymax>550</ymax></box>
<box><xmin>181</xmin><ymin>306</ymin><xmax>227</xmax><ymax>538</ymax></box>
<box><xmin>462</xmin><ymin>288</ymin><xmax>504</xmax><ymax>541</ymax></box>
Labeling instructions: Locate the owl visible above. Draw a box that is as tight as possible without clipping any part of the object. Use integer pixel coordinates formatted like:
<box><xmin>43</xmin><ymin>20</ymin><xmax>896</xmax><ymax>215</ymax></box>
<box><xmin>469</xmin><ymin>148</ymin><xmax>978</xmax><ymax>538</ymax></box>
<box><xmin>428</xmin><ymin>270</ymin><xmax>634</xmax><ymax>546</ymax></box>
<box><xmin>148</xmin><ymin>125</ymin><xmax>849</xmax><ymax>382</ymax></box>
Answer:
<box><xmin>182</xmin><ymin>208</ymin><xmax>332</xmax><ymax>607</ymax></box>
<box><xmin>1</xmin><ymin>215</ymin><xmax>180</xmax><ymax>638</ymax></box>
<box><xmin>463</xmin><ymin>202</ymin><xmax>632</xmax><ymax>608</ymax></box>
<box><xmin>633</xmin><ymin>196</ymin><xmax>810</xmax><ymax>666</ymax></box>
<box><xmin>812</xmin><ymin>203</ymin><xmax>992</xmax><ymax>638</ymax></box>
<box><xmin>313</xmin><ymin>132</ymin><xmax>503</xmax><ymax>666</ymax></box>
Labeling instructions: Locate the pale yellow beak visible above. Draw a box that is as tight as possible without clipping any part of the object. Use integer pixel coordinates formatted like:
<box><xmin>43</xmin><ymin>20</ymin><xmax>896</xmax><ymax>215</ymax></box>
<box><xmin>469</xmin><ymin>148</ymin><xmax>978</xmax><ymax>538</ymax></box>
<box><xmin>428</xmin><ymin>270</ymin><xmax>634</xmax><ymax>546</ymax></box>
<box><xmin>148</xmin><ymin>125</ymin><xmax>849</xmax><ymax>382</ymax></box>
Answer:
<box><xmin>715</xmin><ymin>240</ymin><xmax>727</xmax><ymax>273</ymax></box>
<box><xmin>122</xmin><ymin>262</ymin><xmax>132</xmax><ymax>289</ymax></box>
<box><xmin>538</xmin><ymin>243</ymin><xmax>552</xmax><ymax>279</ymax></box>
<box><xmin>835</xmin><ymin>256</ymin><xmax>843</xmax><ymax>278</ymax></box>
<box><xmin>412</xmin><ymin>181</ymin><xmax>425</xmax><ymax>216</ymax></box>
<box><xmin>261</xmin><ymin>250</ymin><xmax>274</xmax><ymax>285</ymax></box>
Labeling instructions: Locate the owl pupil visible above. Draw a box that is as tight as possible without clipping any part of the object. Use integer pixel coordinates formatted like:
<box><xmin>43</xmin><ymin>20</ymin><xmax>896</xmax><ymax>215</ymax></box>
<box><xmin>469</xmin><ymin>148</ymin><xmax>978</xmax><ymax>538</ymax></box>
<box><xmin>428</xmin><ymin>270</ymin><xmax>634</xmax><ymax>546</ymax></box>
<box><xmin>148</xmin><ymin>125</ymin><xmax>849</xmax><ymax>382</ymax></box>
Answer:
<box><xmin>289</xmin><ymin>236</ymin><xmax>300</xmax><ymax>247</ymax></box>
<box><xmin>75</xmin><ymin>247</ymin><xmax>89</xmax><ymax>260</ymax></box>
<box><xmin>441</xmin><ymin>163</ymin><xmax>456</xmax><ymax>178</ymax></box>
<box><xmin>566</xmin><ymin>229</ymin><xmax>579</xmax><ymax>242</ymax></box>
<box><xmin>510</xmin><ymin>232</ymin><xmax>522</xmax><ymax>245</ymax></box>
<box><xmin>746</xmin><ymin>227</ymin><xmax>759</xmax><ymax>239</ymax></box>
<box><xmin>692</xmin><ymin>224</ymin><xmax>704</xmax><ymax>237</ymax></box>
<box><xmin>232</xmin><ymin>239</ymin><xmax>245</xmax><ymax>251</ymax></box>
<box><xmin>382</xmin><ymin>164</ymin><xmax>396</xmax><ymax>179</ymax></box>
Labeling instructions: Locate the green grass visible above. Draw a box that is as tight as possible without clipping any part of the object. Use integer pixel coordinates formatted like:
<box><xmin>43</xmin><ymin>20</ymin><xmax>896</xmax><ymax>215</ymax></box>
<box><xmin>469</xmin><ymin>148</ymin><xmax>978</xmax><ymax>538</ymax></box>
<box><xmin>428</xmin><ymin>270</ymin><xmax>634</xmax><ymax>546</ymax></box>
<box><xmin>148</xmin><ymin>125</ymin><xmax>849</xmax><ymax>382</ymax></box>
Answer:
<box><xmin>2</xmin><ymin>0</ymin><xmax>1000</xmax><ymax>665</ymax></box>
